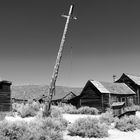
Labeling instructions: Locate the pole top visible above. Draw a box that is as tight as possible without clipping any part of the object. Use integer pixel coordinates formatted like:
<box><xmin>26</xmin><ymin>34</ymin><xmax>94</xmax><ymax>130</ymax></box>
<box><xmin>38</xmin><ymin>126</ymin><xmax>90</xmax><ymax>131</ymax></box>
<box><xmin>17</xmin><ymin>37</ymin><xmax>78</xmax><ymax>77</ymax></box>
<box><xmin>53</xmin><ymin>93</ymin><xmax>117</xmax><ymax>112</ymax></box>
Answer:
<box><xmin>61</xmin><ymin>4</ymin><xmax>77</xmax><ymax>20</ymax></box>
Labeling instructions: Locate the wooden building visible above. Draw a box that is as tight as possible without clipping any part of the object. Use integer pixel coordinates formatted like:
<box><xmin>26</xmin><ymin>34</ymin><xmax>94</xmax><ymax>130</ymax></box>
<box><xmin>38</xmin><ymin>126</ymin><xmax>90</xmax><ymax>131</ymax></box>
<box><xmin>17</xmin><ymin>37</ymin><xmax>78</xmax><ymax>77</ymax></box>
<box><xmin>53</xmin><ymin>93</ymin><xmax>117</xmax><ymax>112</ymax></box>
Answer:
<box><xmin>116</xmin><ymin>73</ymin><xmax>140</xmax><ymax>105</ymax></box>
<box><xmin>39</xmin><ymin>91</ymin><xmax>78</xmax><ymax>105</ymax></box>
<box><xmin>0</xmin><ymin>80</ymin><xmax>12</xmax><ymax>111</ymax></box>
<box><xmin>76</xmin><ymin>80</ymin><xmax>135</xmax><ymax>113</ymax></box>
<box><xmin>11</xmin><ymin>85</ymin><xmax>81</xmax><ymax>104</ymax></box>
<box><xmin>51</xmin><ymin>91</ymin><xmax>77</xmax><ymax>105</ymax></box>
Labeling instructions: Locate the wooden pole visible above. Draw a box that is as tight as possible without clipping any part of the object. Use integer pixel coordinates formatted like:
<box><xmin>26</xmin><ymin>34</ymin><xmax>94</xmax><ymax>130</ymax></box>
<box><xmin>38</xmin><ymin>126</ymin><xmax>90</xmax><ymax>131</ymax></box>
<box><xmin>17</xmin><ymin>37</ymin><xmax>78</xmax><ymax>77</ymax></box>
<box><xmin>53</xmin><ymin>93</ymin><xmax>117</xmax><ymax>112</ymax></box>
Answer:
<box><xmin>43</xmin><ymin>5</ymin><xmax>75</xmax><ymax>117</ymax></box>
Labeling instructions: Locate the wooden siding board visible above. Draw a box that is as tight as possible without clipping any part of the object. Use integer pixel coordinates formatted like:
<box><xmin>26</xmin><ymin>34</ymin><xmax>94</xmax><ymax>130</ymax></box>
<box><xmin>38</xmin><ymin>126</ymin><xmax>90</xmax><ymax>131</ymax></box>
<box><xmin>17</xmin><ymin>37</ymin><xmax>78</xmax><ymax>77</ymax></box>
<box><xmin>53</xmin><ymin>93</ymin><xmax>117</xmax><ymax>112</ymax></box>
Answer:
<box><xmin>79</xmin><ymin>83</ymin><xmax>102</xmax><ymax>111</ymax></box>
<box><xmin>0</xmin><ymin>82</ymin><xmax>11</xmax><ymax>112</ymax></box>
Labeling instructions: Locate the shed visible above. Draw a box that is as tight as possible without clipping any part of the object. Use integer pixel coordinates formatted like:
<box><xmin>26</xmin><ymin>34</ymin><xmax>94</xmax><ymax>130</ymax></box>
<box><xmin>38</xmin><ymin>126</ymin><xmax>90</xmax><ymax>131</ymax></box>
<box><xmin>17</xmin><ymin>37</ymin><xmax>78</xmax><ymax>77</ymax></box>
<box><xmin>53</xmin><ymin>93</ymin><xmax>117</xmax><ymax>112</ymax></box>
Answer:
<box><xmin>39</xmin><ymin>91</ymin><xmax>79</xmax><ymax>105</ymax></box>
<box><xmin>116</xmin><ymin>73</ymin><xmax>140</xmax><ymax>105</ymax></box>
<box><xmin>111</xmin><ymin>102</ymin><xmax>125</xmax><ymax>116</ymax></box>
<box><xmin>77</xmin><ymin>80</ymin><xmax>135</xmax><ymax>112</ymax></box>
<box><xmin>0</xmin><ymin>80</ymin><xmax>12</xmax><ymax>111</ymax></box>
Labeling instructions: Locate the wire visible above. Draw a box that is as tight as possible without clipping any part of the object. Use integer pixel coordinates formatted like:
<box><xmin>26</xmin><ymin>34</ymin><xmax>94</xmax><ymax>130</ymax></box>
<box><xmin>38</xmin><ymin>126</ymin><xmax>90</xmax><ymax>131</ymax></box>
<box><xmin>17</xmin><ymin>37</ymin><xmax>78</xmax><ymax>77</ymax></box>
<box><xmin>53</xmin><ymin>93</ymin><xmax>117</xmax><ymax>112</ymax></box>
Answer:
<box><xmin>70</xmin><ymin>45</ymin><xmax>73</xmax><ymax>75</ymax></box>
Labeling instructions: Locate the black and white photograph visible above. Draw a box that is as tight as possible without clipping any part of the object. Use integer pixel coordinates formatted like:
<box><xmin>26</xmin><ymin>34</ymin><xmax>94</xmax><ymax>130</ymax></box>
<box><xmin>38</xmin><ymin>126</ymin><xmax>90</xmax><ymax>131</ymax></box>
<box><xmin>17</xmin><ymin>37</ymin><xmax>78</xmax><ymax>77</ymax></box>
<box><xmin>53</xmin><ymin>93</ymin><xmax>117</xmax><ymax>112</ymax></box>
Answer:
<box><xmin>0</xmin><ymin>0</ymin><xmax>140</xmax><ymax>140</ymax></box>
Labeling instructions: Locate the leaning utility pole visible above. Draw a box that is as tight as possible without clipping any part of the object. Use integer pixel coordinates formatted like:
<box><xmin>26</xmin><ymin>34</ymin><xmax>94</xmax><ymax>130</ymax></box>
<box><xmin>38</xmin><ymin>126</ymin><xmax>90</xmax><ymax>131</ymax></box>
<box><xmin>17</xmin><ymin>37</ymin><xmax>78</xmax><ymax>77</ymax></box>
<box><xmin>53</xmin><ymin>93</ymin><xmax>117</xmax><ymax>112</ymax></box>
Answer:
<box><xmin>43</xmin><ymin>4</ymin><xmax>76</xmax><ymax>117</ymax></box>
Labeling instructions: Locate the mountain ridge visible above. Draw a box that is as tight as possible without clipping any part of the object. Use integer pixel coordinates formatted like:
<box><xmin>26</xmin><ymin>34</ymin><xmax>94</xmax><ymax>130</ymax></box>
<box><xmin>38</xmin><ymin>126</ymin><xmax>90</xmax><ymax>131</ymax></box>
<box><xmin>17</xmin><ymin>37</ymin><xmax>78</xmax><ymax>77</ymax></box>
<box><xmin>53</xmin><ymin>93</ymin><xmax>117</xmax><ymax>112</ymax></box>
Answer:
<box><xmin>11</xmin><ymin>85</ymin><xmax>82</xmax><ymax>100</ymax></box>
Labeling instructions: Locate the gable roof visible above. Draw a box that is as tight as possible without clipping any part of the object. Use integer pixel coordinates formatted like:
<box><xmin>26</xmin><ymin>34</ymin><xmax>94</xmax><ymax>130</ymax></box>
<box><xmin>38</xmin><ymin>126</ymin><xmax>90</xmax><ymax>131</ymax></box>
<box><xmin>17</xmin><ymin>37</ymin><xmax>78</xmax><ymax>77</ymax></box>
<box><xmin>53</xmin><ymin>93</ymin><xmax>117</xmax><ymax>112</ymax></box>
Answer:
<box><xmin>90</xmin><ymin>80</ymin><xmax>135</xmax><ymax>95</ymax></box>
<box><xmin>90</xmin><ymin>80</ymin><xmax>110</xmax><ymax>93</ymax></box>
<box><xmin>62</xmin><ymin>92</ymin><xmax>77</xmax><ymax>100</ymax></box>
<box><xmin>124</xmin><ymin>73</ymin><xmax>140</xmax><ymax>86</ymax></box>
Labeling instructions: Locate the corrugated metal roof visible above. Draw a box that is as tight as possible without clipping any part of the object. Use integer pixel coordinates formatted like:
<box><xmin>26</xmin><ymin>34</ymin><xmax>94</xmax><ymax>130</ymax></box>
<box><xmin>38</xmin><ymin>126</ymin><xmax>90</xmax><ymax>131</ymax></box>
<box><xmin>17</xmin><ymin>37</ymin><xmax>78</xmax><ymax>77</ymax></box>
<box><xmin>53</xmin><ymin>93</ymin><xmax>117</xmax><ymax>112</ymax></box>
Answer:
<box><xmin>125</xmin><ymin>74</ymin><xmax>140</xmax><ymax>86</ymax></box>
<box><xmin>90</xmin><ymin>80</ymin><xmax>135</xmax><ymax>95</ymax></box>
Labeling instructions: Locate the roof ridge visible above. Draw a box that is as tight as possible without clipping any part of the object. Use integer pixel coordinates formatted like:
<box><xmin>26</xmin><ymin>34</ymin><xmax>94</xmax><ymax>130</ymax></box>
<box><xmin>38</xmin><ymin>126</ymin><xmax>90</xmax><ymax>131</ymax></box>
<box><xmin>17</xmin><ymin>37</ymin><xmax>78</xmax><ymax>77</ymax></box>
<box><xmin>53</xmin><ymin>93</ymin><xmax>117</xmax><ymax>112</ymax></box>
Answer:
<box><xmin>125</xmin><ymin>73</ymin><xmax>140</xmax><ymax>77</ymax></box>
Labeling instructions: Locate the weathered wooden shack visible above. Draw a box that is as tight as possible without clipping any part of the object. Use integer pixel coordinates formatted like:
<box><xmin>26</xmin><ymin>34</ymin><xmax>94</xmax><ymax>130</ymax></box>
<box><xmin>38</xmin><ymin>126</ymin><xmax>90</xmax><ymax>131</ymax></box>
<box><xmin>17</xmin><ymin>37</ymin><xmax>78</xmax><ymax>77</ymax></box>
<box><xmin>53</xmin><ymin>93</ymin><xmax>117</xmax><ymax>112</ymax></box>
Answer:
<box><xmin>0</xmin><ymin>80</ymin><xmax>12</xmax><ymax>111</ymax></box>
<box><xmin>39</xmin><ymin>91</ymin><xmax>78</xmax><ymax>105</ymax></box>
<box><xmin>116</xmin><ymin>73</ymin><xmax>140</xmax><ymax>105</ymax></box>
<box><xmin>11</xmin><ymin>85</ymin><xmax>81</xmax><ymax>104</ymax></box>
<box><xmin>76</xmin><ymin>80</ymin><xmax>135</xmax><ymax>112</ymax></box>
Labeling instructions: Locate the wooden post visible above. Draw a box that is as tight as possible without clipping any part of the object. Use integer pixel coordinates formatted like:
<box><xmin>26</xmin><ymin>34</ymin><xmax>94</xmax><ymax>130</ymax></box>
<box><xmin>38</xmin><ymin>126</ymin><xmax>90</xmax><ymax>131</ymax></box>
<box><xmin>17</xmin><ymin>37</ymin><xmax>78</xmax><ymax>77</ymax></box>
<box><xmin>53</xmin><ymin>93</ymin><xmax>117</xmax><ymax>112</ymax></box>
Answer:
<box><xmin>101</xmin><ymin>94</ymin><xmax>103</xmax><ymax>111</ymax></box>
<box><xmin>108</xmin><ymin>93</ymin><xmax>111</xmax><ymax>108</ymax></box>
<box><xmin>43</xmin><ymin>5</ymin><xmax>76</xmax><ymax>117</ymax></box>
<box><xmin>137</xmin><ymin>88</ymin><xmax>140</xmax><ymax>105</ymax></box>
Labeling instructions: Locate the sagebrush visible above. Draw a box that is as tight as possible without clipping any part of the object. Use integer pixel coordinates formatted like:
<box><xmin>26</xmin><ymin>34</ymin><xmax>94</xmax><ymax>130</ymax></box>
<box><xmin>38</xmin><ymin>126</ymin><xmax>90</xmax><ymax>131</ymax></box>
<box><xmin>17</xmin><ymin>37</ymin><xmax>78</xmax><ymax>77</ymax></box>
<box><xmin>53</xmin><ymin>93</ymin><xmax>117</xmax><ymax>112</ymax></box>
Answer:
<box><xmin>115</xmin><ymin>115</ymin><xmax>140</xmax><ymax>132</ymax></box>
<box><xmin>77</xmin><ymin>106</ymin><xmax>99</xmax><ymax>115</ymax></box>
<box><xmin>57</xmin><ymin>104</ymin><xmax>99</xmax><ymax>115</ymax></box>
<box><xmin>12</xmin><ymin>101</ymin><xmax>40</xmax><ymax>118</ymax></box>
<box><xmin>99</xmin><ymin>110</ymin><xmax>114</xmax><ymax>125</ymax></box>
<box><xmin>68</xmin><ymin>117</ymin><xmax>108</xmax><ymax>138</ymax></box>
<box><xmin>0</xmin><ymin>117</ymin><xmax>66</xmax><ymax>140</ymax></box>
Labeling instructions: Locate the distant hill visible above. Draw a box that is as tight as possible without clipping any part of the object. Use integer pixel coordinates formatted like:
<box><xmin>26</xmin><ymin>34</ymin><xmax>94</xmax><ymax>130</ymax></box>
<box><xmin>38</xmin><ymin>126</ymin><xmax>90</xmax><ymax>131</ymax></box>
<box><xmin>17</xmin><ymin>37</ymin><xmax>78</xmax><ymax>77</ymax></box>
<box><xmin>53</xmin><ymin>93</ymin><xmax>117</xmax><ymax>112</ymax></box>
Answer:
<box><xmin>11</xmin><ymin>85</ymin><xmax>82</xmax><ymax>101</ymax></box>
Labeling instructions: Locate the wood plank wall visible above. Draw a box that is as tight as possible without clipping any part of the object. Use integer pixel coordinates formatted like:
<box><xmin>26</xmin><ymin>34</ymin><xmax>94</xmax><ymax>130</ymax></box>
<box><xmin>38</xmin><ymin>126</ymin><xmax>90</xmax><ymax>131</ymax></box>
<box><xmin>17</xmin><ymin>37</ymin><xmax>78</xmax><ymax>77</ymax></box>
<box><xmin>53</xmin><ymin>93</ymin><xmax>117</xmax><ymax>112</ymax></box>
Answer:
<box><xmin>0</xmin><ymin>84</ymin><xmax>11</xmax><ymax>111</ymax></box>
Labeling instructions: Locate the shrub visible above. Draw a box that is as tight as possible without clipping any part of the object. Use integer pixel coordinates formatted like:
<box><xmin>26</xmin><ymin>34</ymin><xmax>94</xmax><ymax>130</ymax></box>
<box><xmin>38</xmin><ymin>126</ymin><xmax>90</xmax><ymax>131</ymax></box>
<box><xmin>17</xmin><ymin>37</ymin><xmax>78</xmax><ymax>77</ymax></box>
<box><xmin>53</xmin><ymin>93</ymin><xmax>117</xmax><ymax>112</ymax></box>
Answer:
<box><xmin>0</xmin><ymin>120</ymin><xmax>30</xmax><ymax>140</ymax></box>
<box><xmin>0</xmin><ymin>116</ymin><xmax>65</xmax><ymax>140</ymax></box>
<box><xmin>50</xmin><ymin>106</ymin><xmax>68</xmax><ymax>130</ymax></box>
<box><xmin>124</xmin><ymin>105</ymin><xmax>140</xmax><ymax>112</ymax></box>
<box><xmin>99</xmin><ymin>110</ymin><xmax>114</xmax><ymax>125</ymax></box>
<box><xmin>115</xmin><ymin>115</ymin><xmax>140</xmax><ymax>132</ymax></box>
<box><xmin>77</xmin><ymin>106</ymin><xmax>99</xmax><ymax>115</ymax></box>
<box><xmin>12</xmin><ymin>103</ymin><xmax>22</xmax><ymax>112</ymax></box>
<box><xmin>31</xmin><ymin>101</ymin><xmax>40</xmax><ymax>112</ymax></box>
<box><xmin>68</xmin><ymin>117</ymin><xmax>108</xmax><ymax>138</ymax></box>
<box><xmin>54</xmin><ymin>104</ymin><xmax>99</xmax><ymax>115</ymax></box>
<box><xmin>0</xmin><ymin>112</ymin><xmax>8</xmax><ymax>121</ymax></box>
<box><xmin>12</xmin><ymin>101</ymin><xmax>40</xmax><ymax>118</ymax></box>
<box><xmin>51</xmin><ymin>106</ymin><xmax>63</xmax><ymax>118</ymax></box>
<box><xmin>29</xmin><ymin>117</ymin><xmax>66</xmax><ymax>140</ymax></box>
<box><xmin>58</xmin><ymin>104</ymin><xmax>78</xmax><ymax>114</ymax></box>
<box><xmin>135</xmin><ymin>117</ymin><xmax>140</xmax><ymax>129</ymax></box>
<box><xmin>18</xmin><ymin>103</ymin><xmax>37</xmax><ymax>118</ymax></box>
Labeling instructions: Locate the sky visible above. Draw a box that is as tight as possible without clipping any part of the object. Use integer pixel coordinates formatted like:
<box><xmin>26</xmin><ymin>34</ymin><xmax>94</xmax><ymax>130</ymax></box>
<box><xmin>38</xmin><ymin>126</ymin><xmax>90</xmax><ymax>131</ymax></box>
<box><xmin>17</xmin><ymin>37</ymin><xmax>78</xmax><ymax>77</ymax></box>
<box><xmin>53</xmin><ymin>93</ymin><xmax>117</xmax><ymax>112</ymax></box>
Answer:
<box><xmin>0</xmin><ymin>0</ymin><xmax>140</xmax><ymax>87</ymax></box>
